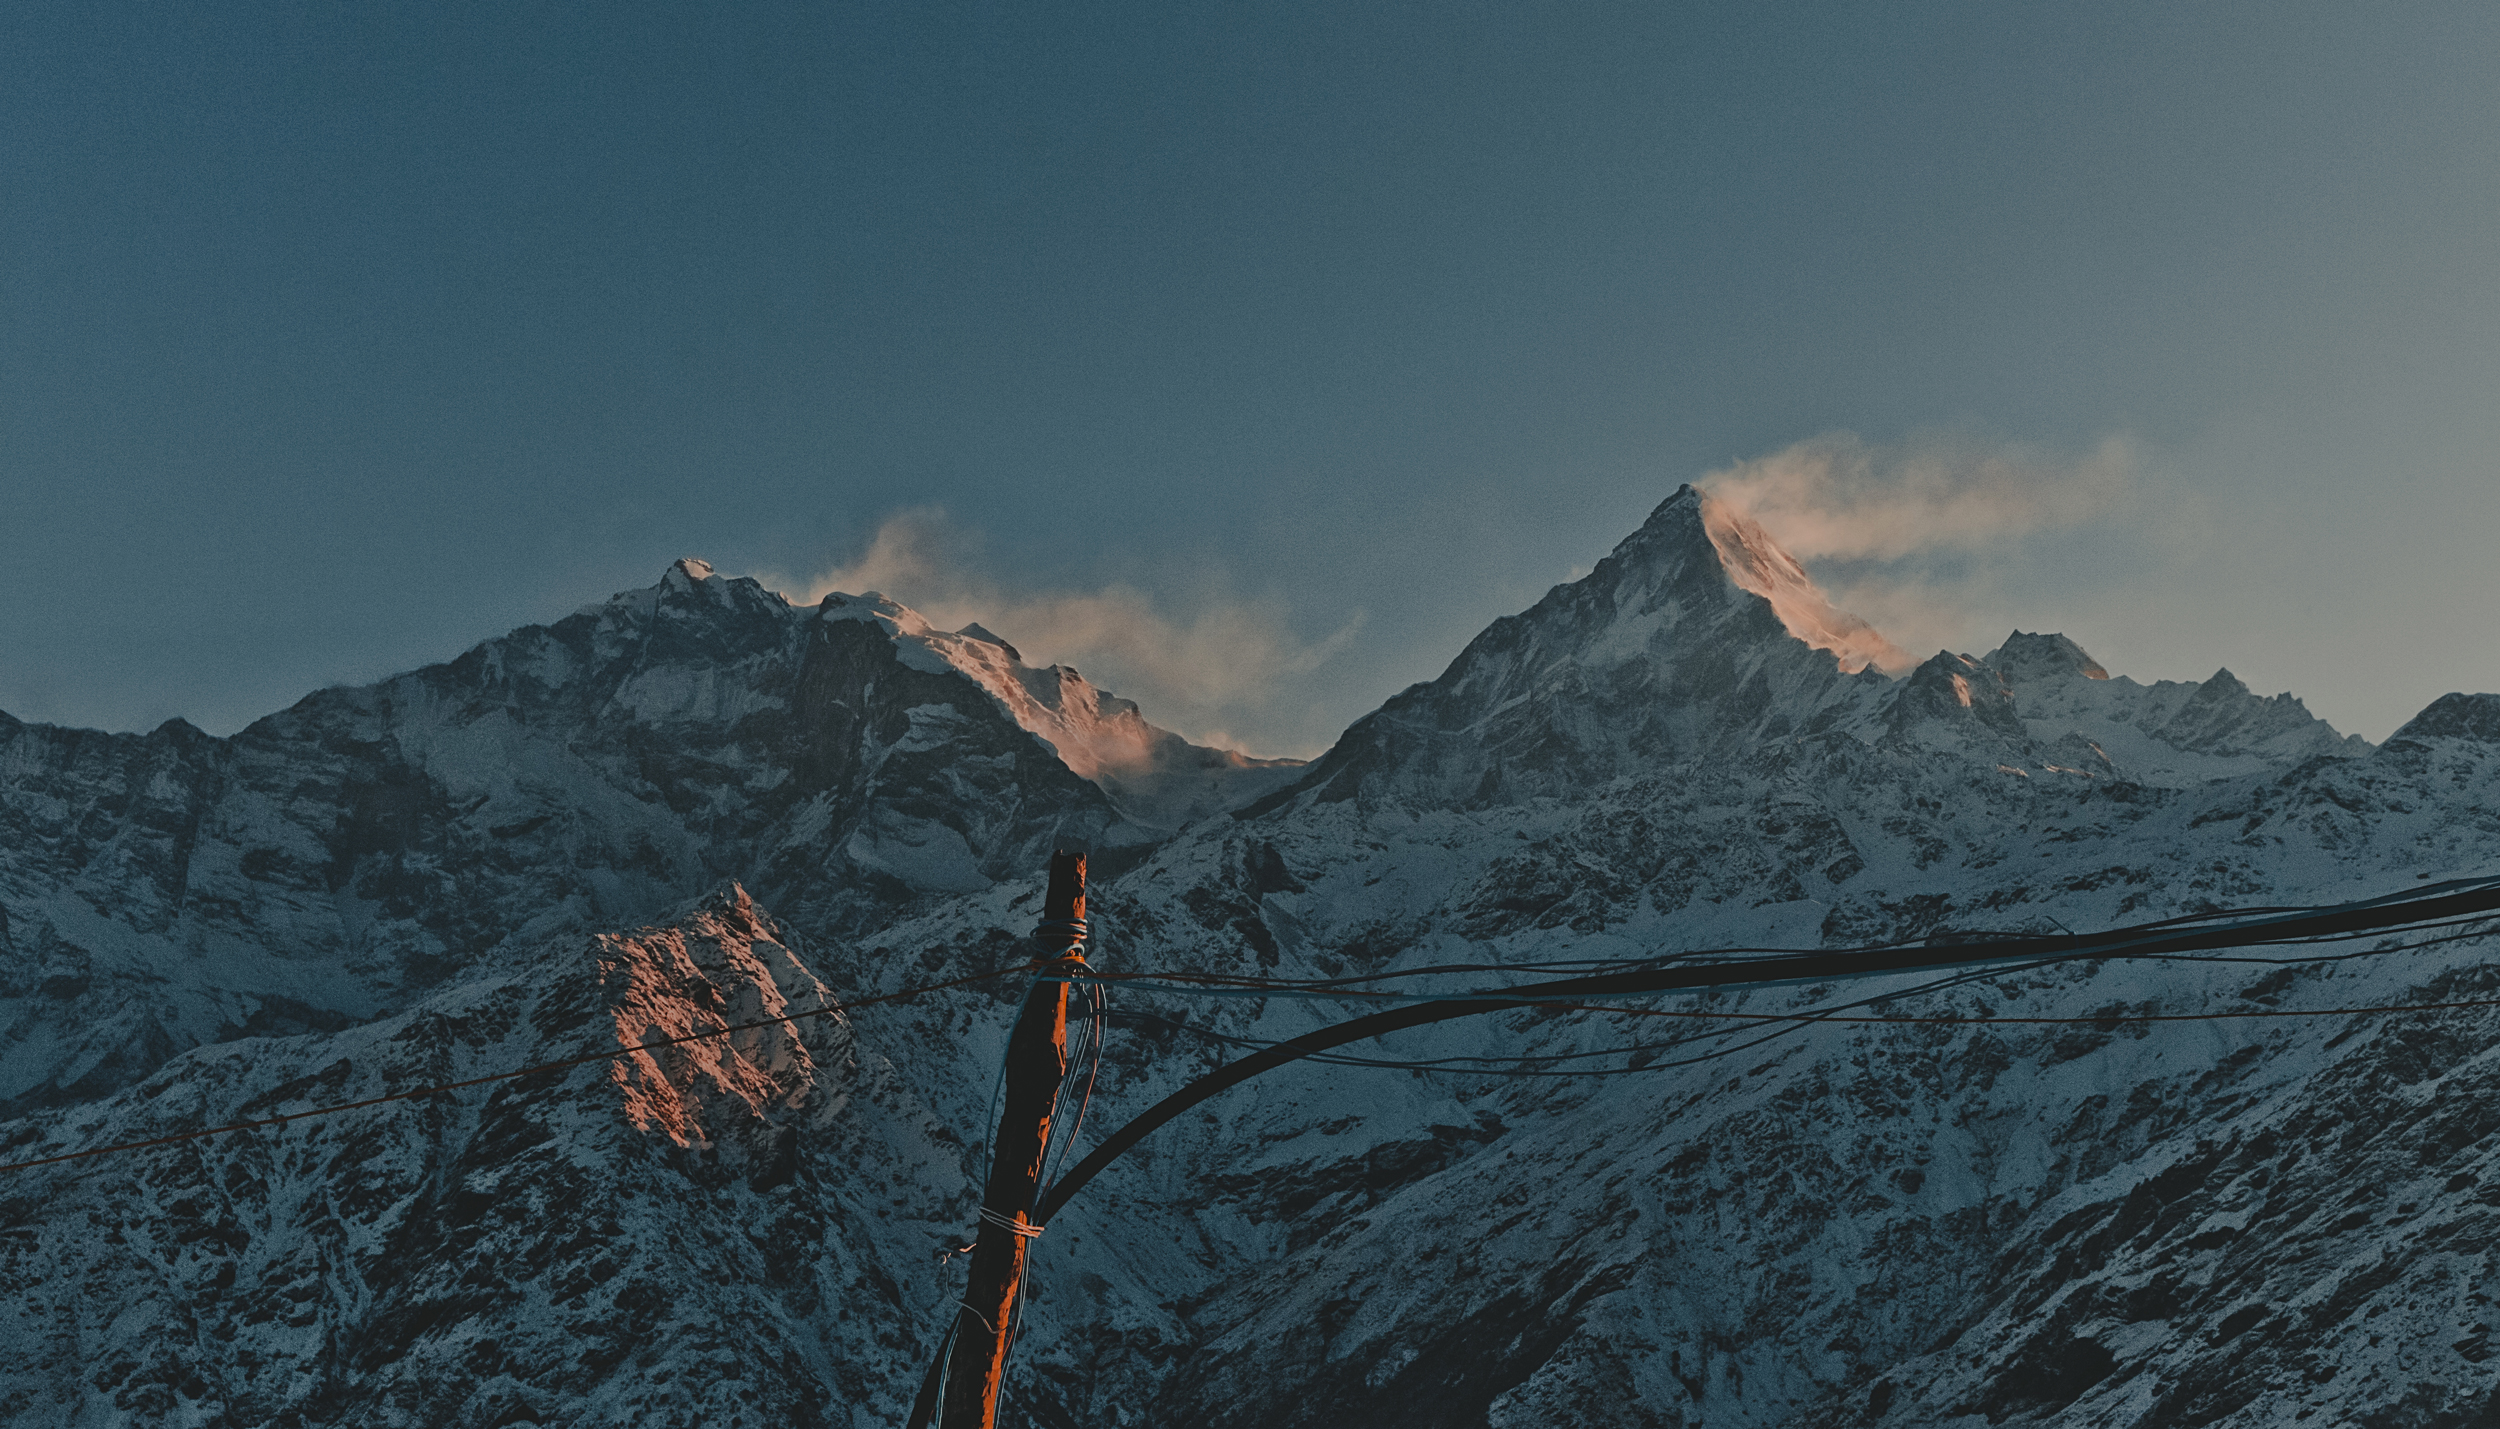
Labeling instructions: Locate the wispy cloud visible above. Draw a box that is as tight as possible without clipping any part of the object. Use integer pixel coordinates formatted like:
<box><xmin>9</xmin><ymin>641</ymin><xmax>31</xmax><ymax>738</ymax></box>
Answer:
<box><xmin>1702</xmin><ymin>431</ymin><xmax>2138</xmax><ymax>659</ymax></box>
<box><xmin>1704</xmin><ymin>431</ymin><xmax>2134</xmax><ymax>560</ymax></box>
<box><xmin>772</xmin><ymin>508</ymin><xmax>1361</xmax><ymax>758</ymax></box>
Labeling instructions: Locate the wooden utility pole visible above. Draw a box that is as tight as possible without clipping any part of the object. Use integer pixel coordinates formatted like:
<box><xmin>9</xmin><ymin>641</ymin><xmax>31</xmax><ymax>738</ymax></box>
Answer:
<box><xmin>919</xmin><ymin>849</ymin><xmax>1087</xmax><ymax>1429</ymax></box>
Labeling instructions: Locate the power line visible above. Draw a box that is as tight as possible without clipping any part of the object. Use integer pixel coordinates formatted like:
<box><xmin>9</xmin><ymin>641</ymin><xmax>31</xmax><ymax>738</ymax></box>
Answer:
<box><xmin>12</xmin><ymin>875</ymin><xmax>2498</xmax><ymax>1179</ymax></box>
<box><xmin>1113</xmin><ymin>988</ymin><xmax>2500</xmax><ymax>1079</ymax></box>
<box><xmin>1065</xmin><ymin>908</ymin><xmax>2500</xmax><ymax>1006</ymax></box>
<box><xmin>1034</xmin><ymin>875</ymin><xmax>2500</xmax><ymax>1222</ymax></box>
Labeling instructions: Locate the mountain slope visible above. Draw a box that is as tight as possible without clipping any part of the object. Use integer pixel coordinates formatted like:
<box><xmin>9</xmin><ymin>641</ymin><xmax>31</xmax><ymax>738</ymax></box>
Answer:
<box><xmin>0</xmin><ymin>888</ymin><xmax>958</xmax><ymax>1427</ymax></box>
<box><xmin>1263</xmin><ymin>486</ymin><xmax>1897</xmax><ymax>809</ymax></box>
<box><xmin>2</xmin><ymin>497</ymin><xmax>2494</xmax><ymax>1429</ymax></box>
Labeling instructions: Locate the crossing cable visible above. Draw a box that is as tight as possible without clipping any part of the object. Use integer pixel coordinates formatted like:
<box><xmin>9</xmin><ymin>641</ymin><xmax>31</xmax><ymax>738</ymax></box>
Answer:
<box><xmin>1065</xmin><ymin>907</ymin><xmax>2500</xmax><ymax>1006</ymax></box>
<box><xmin>1032</xmin><ymin>874</ymin><xmax>2500</xmax><ymax>1223</ymax></box>
<box><xmin>1038</xmin><ymin>895</ymin><xmax>2478</xmax><ymax>998</ymax></box>
<box><xmin>1085</xmin><ymin>916</ymin><xmax>2500</xmax><ymax>1075</ymax></box>
<box><xmin>1111</xmin><ymin>986</ymin><xmax>2500</xmax><ymax>1076</ymax></box>
<box><xmin>11</xmin><ymin>876</ymin><xmax>2498</xmax><ymax>1179</ymax></box>
<box><xmin>0</xmin><ymin>958</ymin><xmax>1054</xmax><ymax>1176</ymax></box>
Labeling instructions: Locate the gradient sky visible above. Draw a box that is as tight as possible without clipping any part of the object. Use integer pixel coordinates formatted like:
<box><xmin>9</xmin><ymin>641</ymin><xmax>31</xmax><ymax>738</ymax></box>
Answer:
<box><xmin>6</xmin><ymin>1</ymin><xmax>2498</xmax><ymax>756</ymax></box>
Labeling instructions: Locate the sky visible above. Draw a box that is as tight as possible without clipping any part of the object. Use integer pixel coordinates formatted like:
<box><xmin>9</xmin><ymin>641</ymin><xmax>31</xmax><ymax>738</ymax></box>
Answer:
<box><xmin>5</xmin><ymin>1</ymin><xmax>2498</xmax><ymax>758</ymax></box>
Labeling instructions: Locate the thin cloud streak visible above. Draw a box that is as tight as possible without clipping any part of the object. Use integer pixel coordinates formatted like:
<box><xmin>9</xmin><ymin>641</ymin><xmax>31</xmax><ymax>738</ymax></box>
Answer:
<box><xmin>773</xmin><ymin>435</ymin><xmax>2137</xmax><ymax>756</ymax></box>
<box><xmin>1703</xmin><ymin>431</ymin><xmax>2140</xmax><ymax>660</ymax></box>
<box><xmin>1704</xmin><ymin>432</ymin><xmax>2134</xmax><ymax>561</ymax></box>
<box><xmin>773</xmin><ymin>509</ymin><xmax>1362</xmax><ymax>759</ymax></box>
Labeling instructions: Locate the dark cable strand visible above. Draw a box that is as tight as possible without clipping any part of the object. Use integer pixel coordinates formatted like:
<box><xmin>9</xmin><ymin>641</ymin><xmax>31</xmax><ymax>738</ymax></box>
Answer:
<box><xmin>16</xmin><ymin>877</ymin><xmax>2500</xmax><ymax>1178</ymax></box>
<box><xmin>1114</xmin><ymin>987</ymin><xmax>2500</xmax><ymax>1078</ymax></box>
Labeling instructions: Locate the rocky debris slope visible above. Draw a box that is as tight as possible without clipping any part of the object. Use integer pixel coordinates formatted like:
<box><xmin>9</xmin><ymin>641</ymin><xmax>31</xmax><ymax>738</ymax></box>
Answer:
<box><xmin>1061</xmin><ymin>892</ymin><xmax>2500</xmax><ymax>1429</ymax></box>
<box><xmin>3</xmin><ymin>490</ymin><xmax>2496</xmax><ymax>1428</ymax></box>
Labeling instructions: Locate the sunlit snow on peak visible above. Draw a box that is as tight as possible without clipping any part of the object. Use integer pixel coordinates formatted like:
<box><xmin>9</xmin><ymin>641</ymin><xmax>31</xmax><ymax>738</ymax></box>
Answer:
<box><xmin>814</xmin><ymin>586</ymin><xmax>1300</xmax><ymax>826</ymax></box>
<box><xmin>1694</xmin><ymin>488</ymin><xmax>1917</xmax><ymax>676</ymax></box>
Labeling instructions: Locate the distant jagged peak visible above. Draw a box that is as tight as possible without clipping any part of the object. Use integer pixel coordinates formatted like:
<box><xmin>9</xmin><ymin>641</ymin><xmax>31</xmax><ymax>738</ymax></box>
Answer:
<box><xmin>628</xmin><ymin>557</ymin><xmax>791</xmax><ymax>619</ymax></box>
<box><xmin>813</xmin><ymin>586</ymin><xmax>1300</xmax><ymax>824</ymax></box>
<box><xmin>2384</xmin><ymin>692</ymin><xmax>2500</xmax><ymax>745</ymax></box>
<box><xmin>1687</xmin><ymin>484</ymin><xmax>1916</xmax><ymax>676</ymax></box>
<box><xmin>561</xmin><ymin>559</ymin><xmax>783</xmax><ymax>629</ymax></box>
<box><xmin>1886</xmin><ymin>649</ymin><xmax>2030</xmax><ymax>744</ymax></box>
<box><xmin>1985</xmin><ymin>631</ymin><xmax>2110</xmax><ymax>683</ymax></box>
<box><xmin>2194</xmin><ymin>667</ymin><xmax>2252</xmax><ymax>701</ymax></box>
<box><xmin>2153</xmin><ymin>665</ymin><xmax>2361</xmax><ymax>760</ymax></box>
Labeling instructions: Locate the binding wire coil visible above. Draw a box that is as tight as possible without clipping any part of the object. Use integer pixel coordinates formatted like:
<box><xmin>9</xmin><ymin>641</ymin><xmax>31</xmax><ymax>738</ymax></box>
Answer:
<box><xmin>976</xmin><ymin>1205</ymin><xmax>1044</xmax><ymax>1239</ymax></box>
<box><xmin>1033</xmin><ymin>918</ymin><xmax>1089</xmax><ymax>955</ymax></box>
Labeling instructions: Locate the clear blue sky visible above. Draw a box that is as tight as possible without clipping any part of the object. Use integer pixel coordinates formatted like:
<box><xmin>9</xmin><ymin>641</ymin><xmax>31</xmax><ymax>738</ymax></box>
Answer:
<box><xmin>6</xmin><ymin>1</ymin><xmax>2497</xmax><ymax>755</ymax></box>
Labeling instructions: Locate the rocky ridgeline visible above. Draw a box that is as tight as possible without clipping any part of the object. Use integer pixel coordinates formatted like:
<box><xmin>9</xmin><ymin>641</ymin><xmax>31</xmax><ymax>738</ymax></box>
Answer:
<box><xmin>0</xmin><ymin>559</ymin><xmax>1288</xmax><ymax>1122</ymax></box>
<box><xmin>3</xmin><ymin>486</ymin><xmax>2498</xmax><ymax>1426</ymax></box>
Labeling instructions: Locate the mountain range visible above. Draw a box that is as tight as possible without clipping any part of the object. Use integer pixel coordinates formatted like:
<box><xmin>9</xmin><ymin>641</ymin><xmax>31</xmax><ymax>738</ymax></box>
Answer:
<box><xmin>3</xmin><ymin>485</ymin><xmax>2497</xmax><ymax>1426</ymax></box>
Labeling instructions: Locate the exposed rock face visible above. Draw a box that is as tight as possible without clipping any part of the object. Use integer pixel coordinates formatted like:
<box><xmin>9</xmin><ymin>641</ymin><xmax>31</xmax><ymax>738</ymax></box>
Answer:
<box><xmin>0</xmin><ymin>888</ymin><xmax>956</xmax><ymax>1428</ymax></box>
<box><xmin>5</xmin><ymin>504</ymin><xmax>2497</xmax><ymax>1429</ymax></box>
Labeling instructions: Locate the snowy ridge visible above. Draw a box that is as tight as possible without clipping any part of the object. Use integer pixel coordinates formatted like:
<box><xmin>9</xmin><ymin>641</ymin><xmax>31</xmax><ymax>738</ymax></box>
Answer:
<box><xmin>0</xmin><ymin>562</ymin><xmax>1296</xmax><ymax>1121</ymax></box>
<box><xmin>1983</xmin><ymin>631</ymin><xmax>2369</xmax><ymax>787</ymax></box>
<box><xmin>820</xmin><ymin>589</ymin><xmax>1303</xmax><ymax>829</ymax></box>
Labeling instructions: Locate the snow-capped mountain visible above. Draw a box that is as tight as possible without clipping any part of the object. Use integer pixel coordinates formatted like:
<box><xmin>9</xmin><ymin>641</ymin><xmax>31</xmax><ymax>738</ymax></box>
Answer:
<box><xmin>1259</xmin><ymin>487</ymin><xmax>2361</xmax><ymax>810</ymax></box>
<box><xmin>0</xmin><ymin>560</ymin><xmax>1289</xmax><ymax>1118</ymax></box>
<box><xmin>3</xmin><ymin>487</ymin><xmax>2497</xmax><ymax>1427</ymax></box>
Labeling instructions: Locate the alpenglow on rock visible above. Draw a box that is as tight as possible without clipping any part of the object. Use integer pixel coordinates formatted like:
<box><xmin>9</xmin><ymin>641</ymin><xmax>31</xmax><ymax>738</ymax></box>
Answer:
<box><xmin>4</xmin><ymin>493</ymin><xmax>2496</xmax><ymax>1429</ymax></box>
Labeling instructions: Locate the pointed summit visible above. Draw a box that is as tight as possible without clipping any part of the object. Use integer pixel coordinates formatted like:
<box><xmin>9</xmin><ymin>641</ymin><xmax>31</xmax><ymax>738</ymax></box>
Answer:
<box><xmin>1250</xmin><ymin>482</ymin><xmax>1914</xmax><ymax>808</ymax></box>
<box><xmin>657</xmin><ymin>556</ymin><xmax>741</xmax><ymax>606</ymax></box>
<box><xmin>1565</xmin><ymin>484</ymin><xmax>1908</xmax><ymax>676</ymax></box>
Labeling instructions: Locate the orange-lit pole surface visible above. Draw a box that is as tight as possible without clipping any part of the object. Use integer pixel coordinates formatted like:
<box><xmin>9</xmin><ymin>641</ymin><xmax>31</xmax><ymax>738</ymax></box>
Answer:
<box><xmin>936</xmin><ymin>849</ymin><xmax>1084</xmax><ymax>1429</ymax></box>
